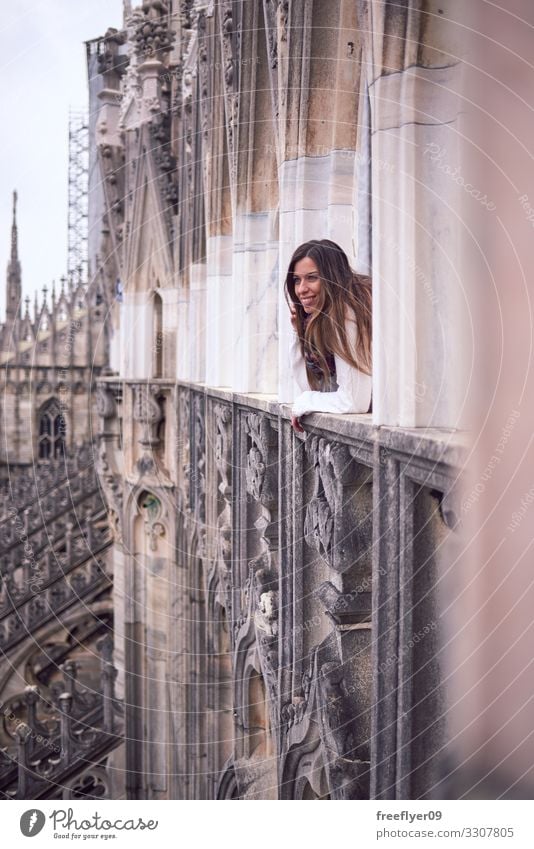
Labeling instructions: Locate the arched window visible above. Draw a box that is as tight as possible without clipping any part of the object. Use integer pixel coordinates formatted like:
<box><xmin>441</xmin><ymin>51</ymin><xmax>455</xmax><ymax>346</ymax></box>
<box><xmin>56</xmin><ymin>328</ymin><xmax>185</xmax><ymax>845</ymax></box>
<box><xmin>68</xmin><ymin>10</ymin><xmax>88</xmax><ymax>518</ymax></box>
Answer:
<box><xmin>38</xmin><ymin>399</ymin><xmax>66</xmax><ymax>460</ymax></box>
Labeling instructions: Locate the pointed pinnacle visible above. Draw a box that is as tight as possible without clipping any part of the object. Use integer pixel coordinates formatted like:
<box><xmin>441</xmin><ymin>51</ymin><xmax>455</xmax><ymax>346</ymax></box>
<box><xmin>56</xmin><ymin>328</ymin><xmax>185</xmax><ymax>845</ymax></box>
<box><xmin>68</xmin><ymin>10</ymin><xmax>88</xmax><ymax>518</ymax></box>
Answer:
<box><xmin>11</xmin><ymin>189</ymin><xmax>19</xmax><ymax>261</ymax></box>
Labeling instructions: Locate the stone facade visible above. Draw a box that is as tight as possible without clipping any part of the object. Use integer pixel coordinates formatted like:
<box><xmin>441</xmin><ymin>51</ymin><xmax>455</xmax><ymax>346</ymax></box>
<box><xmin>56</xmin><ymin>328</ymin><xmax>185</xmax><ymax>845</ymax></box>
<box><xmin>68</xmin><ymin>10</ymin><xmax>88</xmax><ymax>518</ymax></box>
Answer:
<box><xmin>0</xmin><ymin>193</ymin><xmax>108</xmax><ymax>472</ymax></box>
<box><xmin>89</xmin><ymin>1</ymin><xmax>467</xmax><ymax>800</ymax></box>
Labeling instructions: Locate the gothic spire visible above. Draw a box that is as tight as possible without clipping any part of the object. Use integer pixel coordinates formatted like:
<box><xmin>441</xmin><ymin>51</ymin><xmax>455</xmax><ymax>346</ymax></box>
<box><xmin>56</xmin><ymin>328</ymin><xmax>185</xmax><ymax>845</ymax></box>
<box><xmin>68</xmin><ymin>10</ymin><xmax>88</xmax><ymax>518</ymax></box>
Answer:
<box><xmin>11</xmin><ymin>191</ymin><xmax>18</xmax><ymax>261</ymax></box>
<box><xmin>6</xmin><ymin>190</ymin><xmax>22</xmax><ymax>324</ymax></box>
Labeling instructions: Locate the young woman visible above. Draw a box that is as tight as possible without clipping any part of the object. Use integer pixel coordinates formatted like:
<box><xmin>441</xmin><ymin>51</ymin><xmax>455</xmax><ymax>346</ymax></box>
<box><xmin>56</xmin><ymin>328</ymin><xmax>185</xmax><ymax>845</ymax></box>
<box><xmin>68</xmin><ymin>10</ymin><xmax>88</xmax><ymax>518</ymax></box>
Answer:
<box><xmin>285</xmin><ymin>239</ymin><xmax>372</xmax><ymax>433</ymax></box>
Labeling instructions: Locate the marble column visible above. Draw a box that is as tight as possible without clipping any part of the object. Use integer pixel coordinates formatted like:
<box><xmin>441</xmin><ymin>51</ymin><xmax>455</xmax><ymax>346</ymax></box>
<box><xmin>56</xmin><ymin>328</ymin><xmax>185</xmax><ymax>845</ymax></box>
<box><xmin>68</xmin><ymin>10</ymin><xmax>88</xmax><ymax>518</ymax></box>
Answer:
<box><xmin>205</xmin><ymin>235</ymin><xmax>234</xmax><ymax>388</ymax></box>
<box><xmin>231</xmin><ymin>212</ymin><xmax>279</xmax><ymax>394</ymax></box>
<box><xmin>368</xmin><ymin>3</ymin><xmax>467</xmax><ymax>428</ymax></box>
<box><xmin>120</xmin><ymin>291</ymin><xmax>153</xmax><ymax>379</ymax></box>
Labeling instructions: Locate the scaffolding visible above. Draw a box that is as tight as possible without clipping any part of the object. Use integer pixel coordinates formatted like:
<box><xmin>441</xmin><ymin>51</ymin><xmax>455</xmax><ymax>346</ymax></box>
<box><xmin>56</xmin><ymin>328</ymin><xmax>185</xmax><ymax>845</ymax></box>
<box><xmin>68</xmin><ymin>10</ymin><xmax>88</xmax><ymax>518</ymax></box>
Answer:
<box><xmin>67</xmin><ymin>111</ymin><xmax>89</xmax><ymax>283</ymax></box>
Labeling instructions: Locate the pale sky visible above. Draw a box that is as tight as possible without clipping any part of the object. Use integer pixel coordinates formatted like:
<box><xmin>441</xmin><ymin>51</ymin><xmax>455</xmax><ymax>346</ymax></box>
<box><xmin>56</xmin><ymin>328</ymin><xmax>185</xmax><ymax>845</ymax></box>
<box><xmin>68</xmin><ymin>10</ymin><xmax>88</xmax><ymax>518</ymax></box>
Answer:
<box><xmin>0</xmin><ymin>0</ymin><xmax>123</xmax><ymax>317</ymax></box>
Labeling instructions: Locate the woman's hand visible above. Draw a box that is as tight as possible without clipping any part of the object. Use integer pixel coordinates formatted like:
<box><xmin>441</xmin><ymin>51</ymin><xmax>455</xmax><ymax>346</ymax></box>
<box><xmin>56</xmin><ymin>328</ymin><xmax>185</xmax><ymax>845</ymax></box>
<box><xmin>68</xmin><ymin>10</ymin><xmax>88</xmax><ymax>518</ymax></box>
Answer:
<box><xmin>289</xmin><ymin>304</ymin><xmax>298</xmax><ymax>332</ymax></box>
<box><xmin>291</xmin><ymin>415</ymin><xmax>304</xmax><ymax>433</ymax></box>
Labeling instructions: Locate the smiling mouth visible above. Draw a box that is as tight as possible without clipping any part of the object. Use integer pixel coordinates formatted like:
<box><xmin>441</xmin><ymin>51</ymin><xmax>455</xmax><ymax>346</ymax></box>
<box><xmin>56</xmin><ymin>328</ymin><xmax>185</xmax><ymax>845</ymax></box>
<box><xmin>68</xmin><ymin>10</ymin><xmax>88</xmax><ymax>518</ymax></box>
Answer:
<box><xmin>300</xmin><ymin>297</ymin><xmax>316</xmax><ymax>306</ymax></box>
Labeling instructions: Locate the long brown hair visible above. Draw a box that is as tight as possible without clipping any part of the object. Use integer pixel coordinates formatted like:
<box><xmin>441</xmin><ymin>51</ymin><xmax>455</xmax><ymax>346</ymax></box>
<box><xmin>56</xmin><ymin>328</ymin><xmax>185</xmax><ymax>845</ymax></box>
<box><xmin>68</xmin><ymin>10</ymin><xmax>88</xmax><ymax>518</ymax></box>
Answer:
<box><xmin>285</xmin><ymin>239</ymin><xmax>372</xmax><ymax>390</ymax></box>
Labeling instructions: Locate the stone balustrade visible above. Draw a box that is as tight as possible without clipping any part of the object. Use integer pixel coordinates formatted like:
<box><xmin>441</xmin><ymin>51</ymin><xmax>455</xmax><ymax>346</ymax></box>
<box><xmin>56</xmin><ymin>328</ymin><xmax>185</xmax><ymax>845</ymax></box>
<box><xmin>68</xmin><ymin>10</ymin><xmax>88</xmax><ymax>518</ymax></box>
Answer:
<box><xmin>0</xmin><ymin>548</ymin><xmax>111</xmax><ymax>654</ymax></box>
<box><xmin>0</xmin><ymin>635</ymin><xmax>122</xmax><ymax>799</ymax></box>
<box><xmin>0</xmin><ymin>443</ymin><xmax>96</xmax><ymax>521</ymax></box>
<box><xmin>0</xmin><ymin>484</ymin><xmax>104</xmax><ymax>561</ymax></box>
<box><xmin>97</xmin><ymin>376</ymin><xmax>466</xmax><ymax>799</ymax></box>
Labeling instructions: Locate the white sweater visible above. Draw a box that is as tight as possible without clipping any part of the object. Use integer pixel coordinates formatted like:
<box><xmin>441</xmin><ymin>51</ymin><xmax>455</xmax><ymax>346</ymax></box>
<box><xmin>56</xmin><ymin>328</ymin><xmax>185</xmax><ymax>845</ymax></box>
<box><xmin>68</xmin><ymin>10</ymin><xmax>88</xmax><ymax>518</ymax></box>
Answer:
<box><xmin>289</xmin><ymin>319</ymin><xmax>372</xmax><ymax>418</ymax></box>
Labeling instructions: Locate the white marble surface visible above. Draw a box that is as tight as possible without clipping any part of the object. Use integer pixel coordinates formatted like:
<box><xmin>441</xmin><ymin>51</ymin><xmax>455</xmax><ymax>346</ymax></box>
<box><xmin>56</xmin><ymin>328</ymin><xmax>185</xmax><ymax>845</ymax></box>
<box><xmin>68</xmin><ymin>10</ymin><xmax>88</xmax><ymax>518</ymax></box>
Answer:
<box><xmin>188</xmin><ymin>262</ymin><xmax>207</xmax><ymax>384</ymax></box>
<box><xmin>175</xmin><ymin>289</ymin><xmax>190</xmax><ymax>382</ymax></box>
<box><xmin>354</xmin><ymin>90</ymin><xmax>372</xmax><ymax>276</ymax></box>
<box><xmin>157</xmin><ymin>287</ymin><xmax>179</xmax><ymax>378</ymax></box>
<box><xmin>96</xmin><ymin>88</ymin><xmax>122</xmax><ymax>147</ymax></box>
<box><xmin>370</xmin><ymin>64</ymin><xmax>466</xmax><ymax>428</ymax></box>
<box><xmin>109</xmin><ymin>319</ymin><xmax>121</xmax><ymax>374</ymax></box>
<box><xmin>120</xmin><ymin>292</ymin><xmax>153</xmax><ymax>379</ymax></box>
<box><xmin>205</xmin><ymin>234</ymin><xmax>234</xmax><ymax>388</ymax></box>
<box><xmin>231</xmin><ymin>211</ymin><xmax>279</xmax><ymax>394</ymax></box>
<box><xmin>369</xmin><ymin>65</ymin><xmax>461</xmax><ymax>131</ymax></box>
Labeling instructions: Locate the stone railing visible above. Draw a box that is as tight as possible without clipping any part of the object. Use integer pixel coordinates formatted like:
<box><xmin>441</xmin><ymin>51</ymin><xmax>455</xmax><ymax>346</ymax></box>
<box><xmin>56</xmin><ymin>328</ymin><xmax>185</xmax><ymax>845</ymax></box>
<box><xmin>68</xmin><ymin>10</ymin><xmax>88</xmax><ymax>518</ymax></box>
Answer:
<box><xmin>96</xmin><ymin>377</ymin><xmax>466</xmax><ymax>800</ymax></box>
<box><xmin>0</xmin><ymin>443</ymin><xmax>96</xmax><ymax>521</ymax></box>
<box><xmin>0</xmin><ymin>483</ymin><xmax>104</xmax><ymax>563</ymax></box>
<box><xmin>0</xmin><ymin>635</ymin><xmax>123</xmax><ymax>799</ymax></box>
<box><xmin>0</xmin><ymin>466</ymin><xmax>102</xmax><ymax>552</ymax></box>
<box><xmin>0</xmin><ymin>442</ymin><xmax>116</xmax><ymax>800</ymax></box>
<box><xmin>0</xmin><ymin>545</ymin><xmax>111</xmax><ymax>654</ymax></box>
<box><xmin>0</xmin><ymin>453</ymin><xmax>112</xmax><ymax>654</ymax></box>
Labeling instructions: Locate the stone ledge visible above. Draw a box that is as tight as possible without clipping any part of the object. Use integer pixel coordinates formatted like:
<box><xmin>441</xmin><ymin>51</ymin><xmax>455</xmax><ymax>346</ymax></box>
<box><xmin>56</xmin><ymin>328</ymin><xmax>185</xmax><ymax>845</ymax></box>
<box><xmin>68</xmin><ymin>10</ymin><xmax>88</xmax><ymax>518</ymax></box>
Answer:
<box><xmin>97</xmin><ymin>376</ymin><xmax>469</xmax><ymax>469</ymax></box>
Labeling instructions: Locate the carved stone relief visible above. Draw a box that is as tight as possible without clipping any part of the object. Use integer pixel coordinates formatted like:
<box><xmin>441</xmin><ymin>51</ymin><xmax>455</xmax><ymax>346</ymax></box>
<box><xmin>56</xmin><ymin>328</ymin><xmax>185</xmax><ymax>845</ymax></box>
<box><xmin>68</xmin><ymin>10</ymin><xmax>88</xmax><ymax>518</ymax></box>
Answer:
<box><xmin>133</xmin><ymin>11</ymin><xmax>175</xmax><ymax>61</ymax></box>
<box><xmin>191</xmin><ymin>393</ymin><xmax>206</xmax><ymax>523</ymax></box>
<box><xmin>139</xmin><ymin>491</ymin><xmax>166</xmax><ymax>552</ymax></box>
<box><xmin>304</xmin><ymin>436</ymin><xmax>372</xmax><ymax>575</ymax></box>
<box><xmin>96</xmin><ymin>385</ymin><xmax>117</xmax><ymax>420</ymax></box>
<box><xmin>132</xmin><ymin>383</ymin><xmax>164</xmax><ymax>475</ymax></box>
<box><xmin>317</xmin><ymin>659</ymin><xmax>370</xmax><ymax>800</ymax></box>
<box><xmin>239</xmin><ymin>414</ymin><xmax>280</xmax><ymax>714</ymax></box>
<box><xmin>218</xmin><ymin>1</ymin><xmax>241</xmax><ymax>190</ymax></box>
<box><xmin>214</xmin><ymin>404</ymin><xmax>232</xmax><ymax>606</ymax></box>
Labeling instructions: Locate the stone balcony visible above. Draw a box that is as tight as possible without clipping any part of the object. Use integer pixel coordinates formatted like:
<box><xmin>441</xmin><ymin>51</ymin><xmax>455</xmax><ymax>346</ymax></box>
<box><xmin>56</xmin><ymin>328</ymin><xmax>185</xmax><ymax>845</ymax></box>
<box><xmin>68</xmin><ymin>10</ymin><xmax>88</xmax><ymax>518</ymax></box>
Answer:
<box><xmin>96</xmin><ymin>376</ymin><xmax>467</xmax><ymax>800</ymax></box>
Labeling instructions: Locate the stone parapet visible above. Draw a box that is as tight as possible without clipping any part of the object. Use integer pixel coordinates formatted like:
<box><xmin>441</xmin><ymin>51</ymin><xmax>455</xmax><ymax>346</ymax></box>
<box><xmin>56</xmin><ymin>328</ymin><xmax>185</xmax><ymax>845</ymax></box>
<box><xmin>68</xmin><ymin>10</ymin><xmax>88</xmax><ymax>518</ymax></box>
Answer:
<box><xmin>96</xmin><ymin>375</ymin><xmax>466</xmax><ymax>799</ymax></box>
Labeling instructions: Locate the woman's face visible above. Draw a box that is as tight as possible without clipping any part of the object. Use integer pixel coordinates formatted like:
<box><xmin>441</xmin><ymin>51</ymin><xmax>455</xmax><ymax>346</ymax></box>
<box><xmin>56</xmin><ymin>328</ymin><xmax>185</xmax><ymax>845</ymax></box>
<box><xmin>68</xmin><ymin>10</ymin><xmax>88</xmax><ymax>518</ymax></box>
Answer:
<box><xmin>292</xmin><ymin>257</ymin><xmax>322</xmax><ymax>314</ymax></box>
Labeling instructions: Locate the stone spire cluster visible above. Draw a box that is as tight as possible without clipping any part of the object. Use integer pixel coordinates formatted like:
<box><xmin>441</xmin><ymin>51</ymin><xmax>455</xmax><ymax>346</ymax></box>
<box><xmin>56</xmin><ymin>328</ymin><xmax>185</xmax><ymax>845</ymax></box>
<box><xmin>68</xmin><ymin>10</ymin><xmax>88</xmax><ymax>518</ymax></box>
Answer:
<box><xmin>1</xmin><ymin>192</ymin><xmax>107</xmax><ymax>363</ymax></box>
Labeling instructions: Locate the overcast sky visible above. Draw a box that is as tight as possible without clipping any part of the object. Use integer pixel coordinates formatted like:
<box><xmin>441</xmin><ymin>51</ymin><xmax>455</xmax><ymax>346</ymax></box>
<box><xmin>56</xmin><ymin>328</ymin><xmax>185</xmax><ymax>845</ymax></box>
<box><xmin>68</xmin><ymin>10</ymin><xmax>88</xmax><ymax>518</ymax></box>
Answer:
<box><xmin>0</xmin><ymin>0</ymin><xmax>123</xmax><ymax>316</ymax></box>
